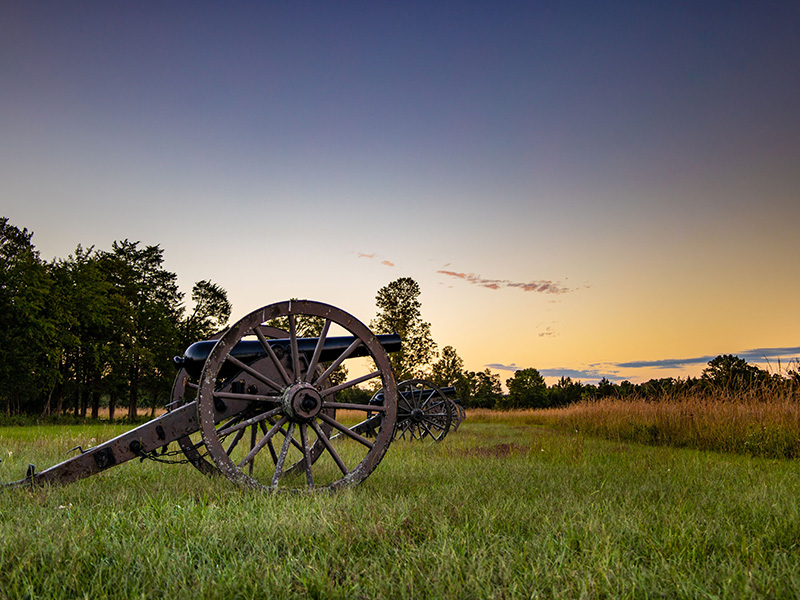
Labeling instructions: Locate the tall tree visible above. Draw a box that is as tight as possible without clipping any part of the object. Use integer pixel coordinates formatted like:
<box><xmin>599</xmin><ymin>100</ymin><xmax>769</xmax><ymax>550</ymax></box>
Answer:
<box><xmin>460</xmin><ymin>368</ymin><xmax>502</xmax><ymax>409</ymax></box>
<box><xmin>548</xmin><ymin>376</ymin><xmax>585</xmax><ymax>407</ymax></box>
<box><xmin>0</xmin><ymin>219</ymin><xmax>61</xmax><ymax>415</ymax></box>
<box><xmin>179</xmin><ymin>279</ymin><xmax>232</xmax><ymax>348</ymax></box>
<box><xmin>101</xmin><ymin>240</ymin><xmax>182</xmax><ymax>419</ymax></box>
<box><xmin>370</xmin><ymin>277</ymin><xmax>437</xmax><ymax>380</ymax></box>
<box><xmin>430</xmin><ymin>345</ymin><xmax>465</xmax><ymax>388</ymax></box>
<box><xmin>501</xmin><ymin>367</ymin><xmax>548</xmax><ymax>409</ymax></box>
<box><xmin>49</xmin><ymin>246</ymin><xmax>114</xmax><ymax>418</ymax></box>
<box><xmin>702</xmin><ymin>354</ymin><xmax>768</xmax><ymax>391</ymax></box>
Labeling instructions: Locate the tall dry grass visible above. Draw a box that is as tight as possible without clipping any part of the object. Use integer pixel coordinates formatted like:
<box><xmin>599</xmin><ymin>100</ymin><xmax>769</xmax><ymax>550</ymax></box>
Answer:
<box><xmin>469</xmin><ymin>384</ymin><xmax>800</xmax><ymax>459</ymax></box>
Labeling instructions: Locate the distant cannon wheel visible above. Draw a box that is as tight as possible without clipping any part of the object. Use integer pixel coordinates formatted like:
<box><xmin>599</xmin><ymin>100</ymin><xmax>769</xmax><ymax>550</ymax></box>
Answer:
<box><xmin>394</xmin><ymin>379</ymin><xmax>453</xmax><ymax>442</ymax></box>
<box><xmin>197</xmin><ymin>300</ymin><xmax>397</xmax><ymax>492</ymax></box>
<box><xmin>458</xmin><ymin>402</ymin><xmax>466</xmax><ymax>428</ymax></box>
<box><xmin>450</xmin><ymin>400</ymin><xmax>466</xmax><ymax>431</ymax></box>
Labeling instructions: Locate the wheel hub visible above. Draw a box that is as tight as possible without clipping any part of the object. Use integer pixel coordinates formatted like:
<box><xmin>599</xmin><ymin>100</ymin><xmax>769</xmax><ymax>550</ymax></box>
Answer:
<box><xmin>410</xmin><ymin>408</ymin><xmax>424</xmax><ymax>423</ymax></box>
<box><xmin>282</xmin><ymin>382</ymin><xmax>323</xmax><ymax>422</ymax></box>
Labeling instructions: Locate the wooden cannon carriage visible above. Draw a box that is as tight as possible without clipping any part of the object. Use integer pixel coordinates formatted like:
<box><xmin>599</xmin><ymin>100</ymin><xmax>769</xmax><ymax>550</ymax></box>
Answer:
<box><xmin>5</xmin><ymin>300</ymin><xmax>402</xmax><ymax>493</ymax></box>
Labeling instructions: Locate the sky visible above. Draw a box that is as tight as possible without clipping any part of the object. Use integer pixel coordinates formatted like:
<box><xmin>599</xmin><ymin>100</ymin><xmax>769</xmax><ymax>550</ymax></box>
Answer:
<box><xmin>2</xmin><ymin>1</ymin><xmax>799</xmax><ymax>386</ymax></box>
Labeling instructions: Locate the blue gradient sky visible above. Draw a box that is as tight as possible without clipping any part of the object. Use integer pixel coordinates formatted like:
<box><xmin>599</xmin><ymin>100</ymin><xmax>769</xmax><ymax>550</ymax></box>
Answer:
<box><xmin>3</xmin><ymin>2</ymin><xmax>799</xmax><ymax>384</ymax></box>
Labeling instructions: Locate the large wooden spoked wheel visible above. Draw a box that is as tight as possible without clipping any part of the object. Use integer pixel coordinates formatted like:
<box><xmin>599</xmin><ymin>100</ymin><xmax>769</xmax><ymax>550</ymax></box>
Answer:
<box><xmin>394</xmin><ymin>379</ymin><xmax>453</xmax><ymax>442</ymax></box>
<box><xmin>197</xmin><ymin>300</ymin><xmax>398</xmax><ymax>492</ymax></box>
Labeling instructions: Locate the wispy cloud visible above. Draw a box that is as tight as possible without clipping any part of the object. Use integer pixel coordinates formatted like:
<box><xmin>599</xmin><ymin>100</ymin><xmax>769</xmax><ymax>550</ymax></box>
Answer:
<box><xmin>354</xmin><ymin>252</ymin><xmax>395</xmax><ymax>267</ymax></box>
<box><xmin>485</xmin><ymin>363</ymin><xmax>627</xmax><ymax>383</ymax></box>
<box><xmin>485</xmin><ymin>345</ymin><xmax>800</xmax><ymax>387</ymax></box>
<box><xmin>614</xmin><ymin>346</ymin><xmax>800</xmax><ymax>370</ymax></box>
<box><xmin>538</xmin><ymin>368</ymin><xmax>628</xmax><ymax>383</ymax></box>
<box><xmin>485</xmin><ymin>363</ymin><xmax>523</xmax><ymax>372</ymax></box>
<box><xmin>437</xmin><ymin>270</ymin><xmax>570</xmax><ymax>294</ymax></box>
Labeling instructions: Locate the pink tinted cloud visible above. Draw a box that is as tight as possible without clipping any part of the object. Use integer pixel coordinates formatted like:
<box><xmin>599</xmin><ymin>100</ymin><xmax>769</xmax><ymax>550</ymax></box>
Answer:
<box><xmin>355</xmin><ymin>252</ymin><xmax>395</xmax><ymax>267</ymax></box>
<box><xmin>437</xmin><ymin>270</ymin><xmax>571</xmax><ymax>294</ymax></box>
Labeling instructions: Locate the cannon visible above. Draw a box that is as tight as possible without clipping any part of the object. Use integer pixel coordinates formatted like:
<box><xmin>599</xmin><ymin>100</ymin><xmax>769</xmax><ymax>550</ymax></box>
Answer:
<box><xmin>451</xmin><ymin>398</ymin><xmax>466</xmax><ymax>431</ymax></box>
<box><xmin>4</xmin><ymin>300</ymin><xmax>400</xmax><ymax>492</ymax></box>
<box><xmin>366</xmin><ymin>379</ymin><xmax>458</xmax><ymax>442</ymax></box>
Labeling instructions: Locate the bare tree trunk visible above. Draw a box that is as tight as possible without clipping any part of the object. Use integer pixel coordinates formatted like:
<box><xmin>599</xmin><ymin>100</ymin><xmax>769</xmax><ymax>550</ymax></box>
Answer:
<box><xmin>128</xmin><ymin>364</ymin><xmax>138</xmax><ymax>420</ymax></box>
<box><xmin>108</xmin><ymin>390</ymin><xmax>117</xmax><ymax>421</ymax></box>
<box><xmin>80</xmin><ymin>387</ymin><xmax>89</xmax><ymax>419</ymax></box>
<box><xmin>41</xmin><ymin>388</ymin><xmax>52</xmax><ymax>417</ymax></box>
<box><xmin>91</xmin><ymin>390</ymin><xmax>100</xmax><ymax>420</ymax></box>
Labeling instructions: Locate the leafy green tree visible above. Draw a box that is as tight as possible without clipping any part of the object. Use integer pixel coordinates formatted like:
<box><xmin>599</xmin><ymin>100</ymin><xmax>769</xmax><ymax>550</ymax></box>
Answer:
<box><xmin>430</xmin><ymin>345</ymin><xmax>465</xmax><ymax>388</ymax></box>
<box><xmin>49</xmin><ymin>246</ymin><xmax>115</xmax><ymax>418</ymax></box>
<box><xmin>100</xmin><ymin>240</ymin><xmax>182</xmax><ymax>419</ymax></box>
<box><xmin>179</xmin><ymin>279</ymin><xmax>232</xmax><ymax>348</ymax></box>
<box><xmin>702</xmin><ymin>355</ymin><xmax>768</xmax><ymax>391</ymax></box>
<box><xmin>500</xmin><ymin>367</ymin><xmax>548</xmax><ymax>409</ymax></box>
<box><xmin>460</xmin><ymin>368</ymin><xmax>502</xmax><ymax>409</ymax></box>
<box><xmin>0</xmin><ymin>218</ymin><xmax>59</xmax><ymax>415</ymax></box>
<box><xmin>596</xmin><ymin>377</ymin><xmax>616</xmax><ymax>398</ymax></box>
<box><xmin>548</xmin><ymin>376</ymin><xmax>584</xmax><ymax>407</ymax></box>
<box><xmin>370</xmin><ymin>277</ymin><xmax>437</xmax><ymax>380</ymax></box>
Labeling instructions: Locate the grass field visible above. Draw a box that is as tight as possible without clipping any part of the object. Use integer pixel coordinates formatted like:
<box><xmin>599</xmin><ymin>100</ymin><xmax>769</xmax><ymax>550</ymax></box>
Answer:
<box><xmin>1</xmin><ymin>413</ymin><xmax>799</xmax><ymax>599</ymax></box>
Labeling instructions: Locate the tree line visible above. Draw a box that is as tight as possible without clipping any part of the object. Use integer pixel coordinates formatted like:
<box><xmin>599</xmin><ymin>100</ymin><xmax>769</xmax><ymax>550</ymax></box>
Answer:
<box><xmin>1</xmin><ymin>218</ymin><xmax>231</xmax><ymax>419</ymax></box>
<box><xmin>3</xmin><ymin>217</ymin><xmax>796</xmax><ymax>419</ymax></box>
<box><xmin>368</xmin><ymin>278</ymin><xmax>800</xmax><ymax>409</ymax></box>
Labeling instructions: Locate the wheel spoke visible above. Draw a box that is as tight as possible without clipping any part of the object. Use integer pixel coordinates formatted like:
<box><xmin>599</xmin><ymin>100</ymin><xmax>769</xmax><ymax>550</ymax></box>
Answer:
<box><xmin>300</xmin><ymin>423</ymin><xmax>314</xmax><ymax>488</ymax></box>
<box><xmin>254</xmin><ymin>326</ymin><xmax>292</xmax><ymax>386</ymax></box>
<box><xmin>318</xmin><ymin>412</ymin><xmax>374</xmax><ymax>449</ymax></box>
<box><xmin>238</xmin><ymin>416</ymin><xmax>288</xmax><ymax>468</ymax></box>
<box><xmin>213</xmin><ymin>391</ymin><xmax>281</xmax><ymax>404</ymax></box>
<box><xmin>320</xmin><ymin>371</ymin><xmax>381</xmax><ymax>398</ymax></box>
<box><xmin>266</xmin><ymin>415</ymin><xmax>306</xmax><ymax>454</ymax></box>
<box><xmin>217</xmin><ymin>406</ymin><xmax>283</xmax><ymax>437</ymax></box>
<box><xmin>270</xmin><ymin>422</ymin><xmax>296</xmax><ymax>489</ymax></box>
<box><xmin>249</xmin><ymin>425</ymin><xmax>257</xmax><ymax>475</ymax></box>
<box><xmin>420</xmin><ymin>389</ymin><xmax>436</xmax><ymax>409</ymax></box>
<box><xmin>422</xmin><ymin>416</ymin><xmax>446</xmax><ymax>431</ymax></box>
<box><xmin>288</xmin><ymin>312</ymin><xmax>300</xmax><ymax>381</ymax></box>
<box><xmin>261</xmin><ymin>421</ymin><xmax>279</xmax><ymax>464</ymax></box>
<box><xmin>225</xmin><ymin>427</ymin><xmax>246</xmax><ymax>455</ymax></box>
<box><xmin>304</xmin><ymin>318</ymin><xmax>331</xmax><ymax>383</ymax></box>
<box><xmin>313</xmin><ymin>338</ymin><xmax>362</xmax><ymax>387</ymax></box>
<box><xmin>398</xmin><ymin>389</ymin><xmax>415</xmax><ymax>411</ymax></box>
<box><xmin>216</xmin><ymin>413</ymin><xmax>246</xmax><ymax>435</ymax></box>
<box><xmin>342</xmin><ymin>414</ymin><xmax>383</xmax><ymax>436</ymax></box>
<box><xmin>311</xmin><ymin>420</ymin><xmax>348</xmax><ymax>476</ymax></box>
<box><xmin>224</xmin><ymin>355</ymin><xmax>285</xmax><ymax>393</ymax></box>
<box><xmin>321</xmin><ymin>401</ymin><xmax>385</xmax><ymax>412</ymax></box>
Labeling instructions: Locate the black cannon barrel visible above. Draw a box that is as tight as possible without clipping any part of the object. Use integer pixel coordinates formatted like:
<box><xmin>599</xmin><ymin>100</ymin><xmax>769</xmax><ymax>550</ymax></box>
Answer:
<box><xmin>175</xmin><ymin>333</ymin><xmax>401</xmax><ymax>379</ymax></box>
